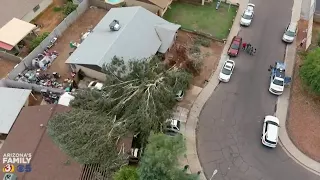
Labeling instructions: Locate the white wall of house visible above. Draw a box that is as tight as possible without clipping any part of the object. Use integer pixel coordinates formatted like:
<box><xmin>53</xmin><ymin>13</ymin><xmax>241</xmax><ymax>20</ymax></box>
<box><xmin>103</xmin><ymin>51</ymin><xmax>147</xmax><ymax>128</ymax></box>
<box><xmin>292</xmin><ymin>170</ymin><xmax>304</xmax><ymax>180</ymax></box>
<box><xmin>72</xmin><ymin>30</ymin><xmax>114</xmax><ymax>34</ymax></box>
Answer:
<box><xmin>21</xmin><ymin>0</ymin><xmax>53</xmax><ymax>23</ymax></box>
<box><xmin>76</xmin><ymin>65</ymin><xmax>107</xmax><ymax>82</ymax></box>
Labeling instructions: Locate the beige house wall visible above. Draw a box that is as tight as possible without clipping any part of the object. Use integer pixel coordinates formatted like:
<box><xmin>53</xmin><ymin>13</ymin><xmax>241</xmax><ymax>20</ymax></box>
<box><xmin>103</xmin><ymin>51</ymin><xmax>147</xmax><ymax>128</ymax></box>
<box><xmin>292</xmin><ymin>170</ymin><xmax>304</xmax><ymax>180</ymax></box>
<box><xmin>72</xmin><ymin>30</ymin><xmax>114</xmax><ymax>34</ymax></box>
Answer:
<box><xmin>21</xmin><ymin>0</ymin><xmax>53</xmax><ymax>23</ymax></box>
<box><xmin>306</xmin><ymin>15</ymin><xmax>313</xmax><ymax>50</ymax></box>
<box><xmin>76</xmin><ymin>65</ymin><xmax>107</xmax><ymax>82</ymax></box>
<box><xmin>125</xmin><ymin>0</ymin><xmax>160</xmax><ymax>14</ymax></box>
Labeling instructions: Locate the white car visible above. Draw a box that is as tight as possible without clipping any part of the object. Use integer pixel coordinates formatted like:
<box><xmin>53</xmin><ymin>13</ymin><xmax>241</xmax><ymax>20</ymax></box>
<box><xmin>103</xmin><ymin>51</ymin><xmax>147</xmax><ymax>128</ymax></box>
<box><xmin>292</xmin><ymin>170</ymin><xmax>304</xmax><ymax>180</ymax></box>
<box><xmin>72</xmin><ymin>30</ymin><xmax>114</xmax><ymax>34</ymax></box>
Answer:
<box><xmin>165</xmin><ymin>118</ymin><xmax>181</xmax><ymax>132</ymax></box>
<box><xmin>88</xmin><ymin>81</ymin><xmax>103</xmax><ymax>90</ymax></box>
<box><xmin>219</xmin><ymin>60</ymin><xmax>235</xmax><ymax>82</ymax></box>
<box><xmin>261</xmin><ymin>116</ymin><xmax>280</xmax><ymax>148</ymax></box>
<box><xmin>269</xmin><ymin>76</ymin><xmax>284</xmax><ymax>95</ymax></box>
<box><xmin>282</xmin><ymin>22</ymin><xmax>297</xmax><ymax>43</ymax></box>
<box><xmin>240</xmin><ymin>3</ymin><xmax>255</xmax><ymax>26</ymax></box>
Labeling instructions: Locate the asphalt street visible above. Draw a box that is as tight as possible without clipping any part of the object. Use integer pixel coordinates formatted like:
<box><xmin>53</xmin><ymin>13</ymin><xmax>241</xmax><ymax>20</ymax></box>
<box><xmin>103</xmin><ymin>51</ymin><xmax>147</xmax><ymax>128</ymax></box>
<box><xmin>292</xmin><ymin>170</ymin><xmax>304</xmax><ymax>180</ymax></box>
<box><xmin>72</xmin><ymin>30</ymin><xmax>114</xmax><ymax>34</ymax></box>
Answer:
<box><xmin>197</xmin><ymin>0</ymin><xmax>320</xmax><ymax>179</ymax></box>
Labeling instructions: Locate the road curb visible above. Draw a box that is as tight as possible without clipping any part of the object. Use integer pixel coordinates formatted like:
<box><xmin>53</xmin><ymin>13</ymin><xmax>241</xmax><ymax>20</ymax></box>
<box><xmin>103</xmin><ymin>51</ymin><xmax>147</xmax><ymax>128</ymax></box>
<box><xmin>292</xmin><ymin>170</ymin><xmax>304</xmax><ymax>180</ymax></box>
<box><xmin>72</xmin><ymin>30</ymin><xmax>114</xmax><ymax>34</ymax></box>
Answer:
<box><xmin>183</xmin><ymin>1</ymin><xmax>246</xmax><ymax>179</ymax></box>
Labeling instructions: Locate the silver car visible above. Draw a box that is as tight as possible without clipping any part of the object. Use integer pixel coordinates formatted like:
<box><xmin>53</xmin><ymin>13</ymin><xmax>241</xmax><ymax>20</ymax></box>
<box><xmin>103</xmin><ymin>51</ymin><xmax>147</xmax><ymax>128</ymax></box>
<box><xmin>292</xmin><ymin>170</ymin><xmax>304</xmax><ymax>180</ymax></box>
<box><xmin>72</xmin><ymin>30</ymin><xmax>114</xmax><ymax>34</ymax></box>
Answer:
<box><xmin>282</xmin><ymin>22</ymin><xmax>297</xmax><ymax>43</ymax></box>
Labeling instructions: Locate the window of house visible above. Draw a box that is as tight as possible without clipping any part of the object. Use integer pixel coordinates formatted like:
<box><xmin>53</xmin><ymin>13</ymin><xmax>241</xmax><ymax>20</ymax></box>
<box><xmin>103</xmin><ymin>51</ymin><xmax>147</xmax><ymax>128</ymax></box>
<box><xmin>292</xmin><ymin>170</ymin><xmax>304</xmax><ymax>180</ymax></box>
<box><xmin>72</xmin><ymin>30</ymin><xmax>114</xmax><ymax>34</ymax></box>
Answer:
<box><xmin>33</xmin><ymin>5</ymin><xmax>40</xmax><ymax>12</ymax></box>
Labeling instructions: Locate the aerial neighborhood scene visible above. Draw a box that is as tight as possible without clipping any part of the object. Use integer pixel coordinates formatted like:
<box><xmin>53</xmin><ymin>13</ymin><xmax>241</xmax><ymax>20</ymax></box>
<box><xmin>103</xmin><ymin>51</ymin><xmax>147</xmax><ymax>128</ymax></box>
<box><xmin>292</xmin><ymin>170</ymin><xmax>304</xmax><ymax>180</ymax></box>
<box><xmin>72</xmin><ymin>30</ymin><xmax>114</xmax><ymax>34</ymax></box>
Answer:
<box><xmin>0</xmin><ymin>0</ymin><xmax>320</xmax><ymax>179</ymax></box>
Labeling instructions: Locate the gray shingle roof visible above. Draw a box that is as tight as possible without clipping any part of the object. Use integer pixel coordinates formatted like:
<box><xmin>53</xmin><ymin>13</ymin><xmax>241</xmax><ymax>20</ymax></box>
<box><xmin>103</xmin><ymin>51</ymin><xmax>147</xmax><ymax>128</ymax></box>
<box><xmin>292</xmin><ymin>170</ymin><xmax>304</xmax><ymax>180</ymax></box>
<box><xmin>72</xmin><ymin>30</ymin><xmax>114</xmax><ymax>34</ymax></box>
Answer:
<box><xmin>66</xmin><ymin>6</ymin><xmax>180</xmax><ymax>67</ymax></box>
<box><xmin>0</xmin><ymin>87</ymin><xmax>31</xmax><ymax>134</ymax></box>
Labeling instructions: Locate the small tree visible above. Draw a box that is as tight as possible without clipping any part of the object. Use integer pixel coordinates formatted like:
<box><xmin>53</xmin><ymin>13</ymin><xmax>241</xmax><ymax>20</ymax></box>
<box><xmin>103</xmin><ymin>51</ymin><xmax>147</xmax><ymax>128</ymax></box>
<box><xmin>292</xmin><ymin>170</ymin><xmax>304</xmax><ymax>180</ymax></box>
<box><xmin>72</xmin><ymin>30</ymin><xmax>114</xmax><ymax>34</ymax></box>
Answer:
<box><xmin>138</xmin><ymin>133</ymin><xmax>196</xmax><ymax>180</ymax></box>
<box><xmin>30</xmin><ymin>32</ymin><xmax>49</xmax><ymax>51</ymax></box>
<box><xmin>113</xmin><ymin>166</ymin><xmax>139</xmax><ymax>180</ymax></box>
<box><xmin>299</xmin><ymin>47</ymin><xmax>320</xmax><ymax>94</ymax></box>
<box><xmin>63</xmin><ymin>1</ymin><xmax>78</xmax><ymax>16</ymax></box>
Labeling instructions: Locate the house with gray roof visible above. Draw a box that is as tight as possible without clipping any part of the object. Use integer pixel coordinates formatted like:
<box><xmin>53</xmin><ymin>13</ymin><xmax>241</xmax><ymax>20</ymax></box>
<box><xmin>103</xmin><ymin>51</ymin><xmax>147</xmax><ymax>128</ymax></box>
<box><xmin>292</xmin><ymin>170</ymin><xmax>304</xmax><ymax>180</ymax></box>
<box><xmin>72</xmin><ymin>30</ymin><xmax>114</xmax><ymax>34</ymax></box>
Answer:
<box><xmin>66</xmin><ymin>6</ymin><xmax>180</xmax><ymax>81</ymax></box>
<box><xmin>0</xmin><ymin>0</ymin><xmax>53</xmax><ymax>28</ymax></box>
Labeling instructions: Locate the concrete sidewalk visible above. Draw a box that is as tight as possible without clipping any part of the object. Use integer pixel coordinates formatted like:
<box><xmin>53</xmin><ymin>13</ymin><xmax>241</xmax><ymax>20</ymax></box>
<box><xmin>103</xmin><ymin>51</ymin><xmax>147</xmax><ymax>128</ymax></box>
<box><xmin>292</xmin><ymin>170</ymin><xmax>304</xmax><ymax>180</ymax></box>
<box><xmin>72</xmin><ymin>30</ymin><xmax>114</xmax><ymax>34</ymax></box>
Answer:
<box><xmin>276</xmin><ymin>0</ymin><xmax>320</xmax><ymax>176</ymax></box>
<box><xmin>182</xmin><ymin>1</ymin><xmax>245</xmax><ymax>179</ymax></box>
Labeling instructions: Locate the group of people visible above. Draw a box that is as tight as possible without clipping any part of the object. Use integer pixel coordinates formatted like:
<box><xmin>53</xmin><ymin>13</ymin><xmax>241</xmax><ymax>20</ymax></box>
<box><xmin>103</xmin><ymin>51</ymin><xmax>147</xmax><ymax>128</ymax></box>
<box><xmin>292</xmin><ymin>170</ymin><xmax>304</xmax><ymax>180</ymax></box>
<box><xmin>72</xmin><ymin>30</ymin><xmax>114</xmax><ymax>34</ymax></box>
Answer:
<box><xmin>242</xmin><ymin>42</ymin><xmax>256</xmax><ymax>55</ymax></box>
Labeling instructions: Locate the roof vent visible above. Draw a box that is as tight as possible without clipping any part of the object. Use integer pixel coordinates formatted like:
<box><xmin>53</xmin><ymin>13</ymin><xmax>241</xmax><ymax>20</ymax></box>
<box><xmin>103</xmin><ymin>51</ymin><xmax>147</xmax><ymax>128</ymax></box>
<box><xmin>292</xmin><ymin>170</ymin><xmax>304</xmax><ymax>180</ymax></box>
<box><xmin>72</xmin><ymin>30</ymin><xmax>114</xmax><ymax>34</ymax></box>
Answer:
<box><xmin>109</xmin><ymin>20</ymin><xmax>120</xmax><ymax>31</ymax></box>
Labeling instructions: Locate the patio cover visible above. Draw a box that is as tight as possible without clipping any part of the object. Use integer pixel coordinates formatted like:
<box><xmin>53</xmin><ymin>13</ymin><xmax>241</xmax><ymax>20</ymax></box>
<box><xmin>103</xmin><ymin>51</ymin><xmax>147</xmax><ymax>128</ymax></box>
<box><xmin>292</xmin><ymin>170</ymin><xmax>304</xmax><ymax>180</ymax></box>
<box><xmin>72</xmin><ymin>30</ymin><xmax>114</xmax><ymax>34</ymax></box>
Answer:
<box><xmin>0</xmin><ymin>87</ymin><xmax>31</xmax><ymax>134</ymax></box>
<box><xmin>0</xmin><ymin>18</ymin><xmax>36</xmax><ymax>50</ymax></box>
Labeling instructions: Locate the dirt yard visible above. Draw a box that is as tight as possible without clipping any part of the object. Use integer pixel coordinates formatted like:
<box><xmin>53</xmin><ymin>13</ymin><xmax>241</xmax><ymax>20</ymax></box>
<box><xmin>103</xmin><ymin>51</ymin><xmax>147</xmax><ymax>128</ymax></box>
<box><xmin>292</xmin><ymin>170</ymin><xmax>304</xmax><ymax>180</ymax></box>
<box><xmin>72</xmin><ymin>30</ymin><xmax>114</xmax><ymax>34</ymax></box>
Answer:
<box><xmin>166</xmin><ymin>31</ymin><xmax>224</xmax><ymax>88</ymax></box>
<box><xmin>33</xmin><ymin>0</ymin><xmax>66</xmax><ymax>34</ymax></box>
<box><xmin>286</xmin><ymin>22</ymin><xmax>320</xmax><ymax>162</ymax></box>
<box><xmin>0</xmin><ymin>58</ymin><xmax>18</xmax><ymax>78</ymax></box>
<box><xmin>45</xmin><ymin>8</ymin><xmax>107</xmax><ymax>81</ymax></box>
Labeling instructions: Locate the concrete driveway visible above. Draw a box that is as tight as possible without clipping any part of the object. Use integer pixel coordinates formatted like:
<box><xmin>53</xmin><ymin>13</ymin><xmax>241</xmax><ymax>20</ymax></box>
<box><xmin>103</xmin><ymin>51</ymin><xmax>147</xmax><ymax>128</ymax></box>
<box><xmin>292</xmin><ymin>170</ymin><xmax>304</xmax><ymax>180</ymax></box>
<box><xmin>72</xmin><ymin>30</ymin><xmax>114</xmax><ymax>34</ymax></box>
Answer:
<box><xmin>196</xmin><ymin>0</ymin><xmax>320</xmax><ymax>179</ymax></box>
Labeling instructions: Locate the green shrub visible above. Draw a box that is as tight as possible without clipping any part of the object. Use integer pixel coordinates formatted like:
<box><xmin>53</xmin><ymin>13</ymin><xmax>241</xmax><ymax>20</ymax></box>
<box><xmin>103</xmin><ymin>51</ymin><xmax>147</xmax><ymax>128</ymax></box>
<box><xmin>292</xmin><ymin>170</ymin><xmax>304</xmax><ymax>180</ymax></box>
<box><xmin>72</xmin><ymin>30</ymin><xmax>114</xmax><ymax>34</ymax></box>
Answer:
<box><xmin>299</xmin><ymin>47</ymin><xmax>320</xmax><ymax>94</ymax></box>
<box><xmin>30</xmin><ymin>32</ymin><xmax>50</xmax><ymax>51</ymax></box>
<box><xmin>113</xmin><ymin>166</ymin><xmax>139</xmax><ymax>180</ymax></box>
<box><xmin>53</xmin><ymin>6</ymin><xmax>62</xmax><ymax>12</ymax></box>
<box><xmin>63</xmin><ymin>2</ymin><xmax>78</xmax><ymax>16</ymax></box>
<box><xmin>194</xmin><ymin>36</ymin><xmax>211</xmax><ymax>47</ymax></box>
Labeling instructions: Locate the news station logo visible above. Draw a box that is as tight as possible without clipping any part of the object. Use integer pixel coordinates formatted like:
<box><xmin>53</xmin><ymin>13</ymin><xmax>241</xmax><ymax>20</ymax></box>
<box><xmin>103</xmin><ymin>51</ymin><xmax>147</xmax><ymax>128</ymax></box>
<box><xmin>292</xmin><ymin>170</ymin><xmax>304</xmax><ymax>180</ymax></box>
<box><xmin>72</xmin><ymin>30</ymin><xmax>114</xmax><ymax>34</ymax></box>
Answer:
<box><xmin>2</xmin><ymin>164</ymin><xmax>32</xmax><ymax>173</ymax></box>
<box><xmin>2</xmin><ymin>164</ymin><xmax>14</xmax><ymax>173</ymax></box>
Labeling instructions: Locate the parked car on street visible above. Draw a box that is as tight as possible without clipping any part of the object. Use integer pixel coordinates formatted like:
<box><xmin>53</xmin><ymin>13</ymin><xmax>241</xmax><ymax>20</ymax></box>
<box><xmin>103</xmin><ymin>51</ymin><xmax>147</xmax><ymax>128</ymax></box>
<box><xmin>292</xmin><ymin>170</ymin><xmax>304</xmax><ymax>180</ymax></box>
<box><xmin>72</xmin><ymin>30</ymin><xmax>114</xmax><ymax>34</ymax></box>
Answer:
<box><xmin>261</xmin><ymin>115</ymin><xmax>280</xmax><ymax>148</ymax></box>
<box><xmin>282</xmin><ymin>22</ymin><xmax>297</xmax><ymax>43</ymax></box>
<box><xmin>219</xmin><ymin>59</ymin><xmax>235</xmax><ymax>82</ymax></box>
<box><xmin>228</xmin><ymin>36</ymin><xmax>242</xmax><ymax>57</ymax></box>
<box><xmin>240</xmin><ymin>3</ymin><xmax>255</xmax><ymax>26</ymax></box>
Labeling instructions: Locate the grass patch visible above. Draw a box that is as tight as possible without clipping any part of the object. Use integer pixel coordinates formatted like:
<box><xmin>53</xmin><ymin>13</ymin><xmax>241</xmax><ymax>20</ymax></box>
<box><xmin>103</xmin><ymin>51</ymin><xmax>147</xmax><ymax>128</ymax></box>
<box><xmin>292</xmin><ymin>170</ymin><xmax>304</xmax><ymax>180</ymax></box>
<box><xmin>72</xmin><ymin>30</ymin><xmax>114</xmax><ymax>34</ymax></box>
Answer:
<box><xmin>164</xmin><ymin>2</ymin><xmax>237</xmax><ymax>39</ymax></box>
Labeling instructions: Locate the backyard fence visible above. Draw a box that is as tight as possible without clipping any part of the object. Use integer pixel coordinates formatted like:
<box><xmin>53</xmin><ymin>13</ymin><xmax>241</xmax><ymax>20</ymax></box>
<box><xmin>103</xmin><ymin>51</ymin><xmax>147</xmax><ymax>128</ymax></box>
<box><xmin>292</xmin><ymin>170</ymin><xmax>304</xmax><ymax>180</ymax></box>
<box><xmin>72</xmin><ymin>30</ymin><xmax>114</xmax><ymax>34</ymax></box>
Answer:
<box><xmin>0</xmin><ymin>79</ymin><xmax>64</xmax><ymax>94</ymax></box>
<box><xmin>0</xmin><ymin>51</ymin><xmax>22</xmax><ymax>63</ymax></box>
<box><xmin>7</xmin><ymin>0</ymin><xmax>89</xmax><ymax>80</ymax></box>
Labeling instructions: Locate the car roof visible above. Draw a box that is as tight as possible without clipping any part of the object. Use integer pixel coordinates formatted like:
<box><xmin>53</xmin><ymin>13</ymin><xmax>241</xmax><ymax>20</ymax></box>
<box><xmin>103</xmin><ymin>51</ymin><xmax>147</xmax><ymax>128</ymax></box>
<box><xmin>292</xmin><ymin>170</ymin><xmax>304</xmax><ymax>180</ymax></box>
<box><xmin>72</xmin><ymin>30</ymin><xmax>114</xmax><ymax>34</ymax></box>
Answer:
<box><xmin>266</xmin><ymin>123</ymin><xmax>279</xmax><ymax>142</ymax></box>
<box><xmin>244</xmin><ymin>10</ymin><xmax>253</xmax><ymax>15</ymax></box>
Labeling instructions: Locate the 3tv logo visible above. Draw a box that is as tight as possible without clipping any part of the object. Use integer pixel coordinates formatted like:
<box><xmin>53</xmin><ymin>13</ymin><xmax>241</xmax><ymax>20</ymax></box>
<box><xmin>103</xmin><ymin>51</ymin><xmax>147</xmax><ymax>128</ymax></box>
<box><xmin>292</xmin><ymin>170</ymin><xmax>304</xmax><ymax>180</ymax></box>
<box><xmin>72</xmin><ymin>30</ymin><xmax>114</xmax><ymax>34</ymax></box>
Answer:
<box><xmin>2</xmin><ymin>164</ymin><xmax>31</xmax><ymax>173</ymax></box>
<box><xmin>2</xmin><ymin>164</ymin><xmax>14</xmax><ymax>173</ymax></box>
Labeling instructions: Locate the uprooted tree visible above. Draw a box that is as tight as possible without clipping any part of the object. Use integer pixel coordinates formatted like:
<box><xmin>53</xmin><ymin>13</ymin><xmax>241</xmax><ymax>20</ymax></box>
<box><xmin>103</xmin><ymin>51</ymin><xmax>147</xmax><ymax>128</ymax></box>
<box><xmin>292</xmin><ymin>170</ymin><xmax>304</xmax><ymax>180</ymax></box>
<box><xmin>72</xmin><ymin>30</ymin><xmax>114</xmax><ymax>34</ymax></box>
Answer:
<box><xmin>71</xmin><ymin>56</ymin><xmax>192</xmax><ymax>137</ymax></box>
<box><xmin>47</xmin><ymin>108</ymin><xmax>128</xmax><ymax>177</ymax></box>
<box><xmin>47</xmin><ymin>55</ymin><xmax>192</xmax><ymax>176</ymax></box>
